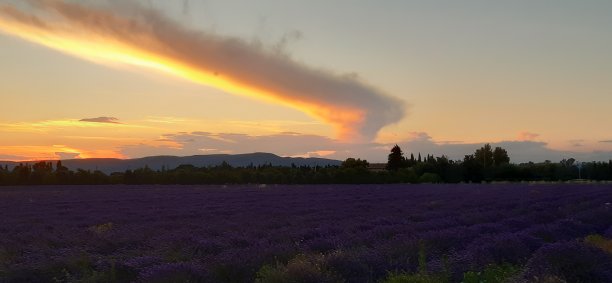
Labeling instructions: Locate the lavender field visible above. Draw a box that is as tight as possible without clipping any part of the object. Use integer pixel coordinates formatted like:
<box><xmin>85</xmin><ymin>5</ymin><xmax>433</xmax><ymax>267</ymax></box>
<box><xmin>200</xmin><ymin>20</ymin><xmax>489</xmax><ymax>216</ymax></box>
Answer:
<box><xmin>1</xmin><ymin>184</ymin><xmax>612</xmax><ymax>282</ymax></box>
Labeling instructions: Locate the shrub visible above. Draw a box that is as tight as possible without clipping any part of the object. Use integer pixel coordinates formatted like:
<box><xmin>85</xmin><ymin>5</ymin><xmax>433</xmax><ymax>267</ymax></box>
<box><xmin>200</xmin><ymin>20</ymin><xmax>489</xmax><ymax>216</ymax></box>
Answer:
<box><xmin>138</xmin><ymin>262</ymin><xmax>207</xmax><ymax>283</ymax></box>
<box><xmin>418</xmin><ymin>173</ymin><xmax>441</xmax><ymax>184</ymax></box>
<box><xmin>324</xmin><ymin>249</ymin><xmax>383</xmax><ymax>282</ymax></box>
<box><xmin>255</xmin><ymin>254</ymin><xmax>343</xmax><ymax>283</ymax></box>
<box><xmin>381</xmin><ymin>271</ymin><xmax>449</xmax><ymax>283</ymax></box>
<box><xmin>88</xmin><ymin>222</ymin><xmax>114</xmax><ymax>234</ymax></box>
<box><xmin>381</xmin><ymin>241</ymin><xmax>450</xmax><ymax>283</ymax></box>
<box><xmin>584</xmin><ymin>234</ymin><xmax>612</xmax><ymax>254</ymax></box>
<box><xmin>462</xmin><ymin>263</ymin><xmax>520</xmax><ymax>283</ymax></box>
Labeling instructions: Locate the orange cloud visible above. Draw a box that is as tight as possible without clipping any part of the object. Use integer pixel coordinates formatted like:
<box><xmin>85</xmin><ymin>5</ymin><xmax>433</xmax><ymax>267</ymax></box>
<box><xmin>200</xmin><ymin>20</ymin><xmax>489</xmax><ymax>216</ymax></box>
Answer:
<box><xmin>517</xmin><ymin>131</ymin><xmax>540</xmax><ymax>141</ymax></box>
<box><xmin>0</xmin><ymin>0</ymin><xmax>405</xmax><ymax>141</ymax></box>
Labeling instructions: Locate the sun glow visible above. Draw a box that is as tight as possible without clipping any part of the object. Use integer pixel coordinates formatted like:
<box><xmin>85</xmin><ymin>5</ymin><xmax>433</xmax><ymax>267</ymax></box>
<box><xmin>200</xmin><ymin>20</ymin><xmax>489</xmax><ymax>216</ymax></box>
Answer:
<box><xmin>0</xmin><ymin>145</ymin><xmax>125</xmax><ymax>161</ymax></box>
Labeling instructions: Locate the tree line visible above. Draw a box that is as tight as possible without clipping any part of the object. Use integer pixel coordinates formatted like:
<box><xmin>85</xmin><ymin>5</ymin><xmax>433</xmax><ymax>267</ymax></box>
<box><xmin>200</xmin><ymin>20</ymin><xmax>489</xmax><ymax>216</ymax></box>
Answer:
<box><xmin>384</xmin><ymin>143</ymin><xmax>611</xmax><ymax>183</ymax></box>
<box><xmin>1</xmin><ymin>145</ymin><xmax>611</xmax><ymax>186</ymax></box>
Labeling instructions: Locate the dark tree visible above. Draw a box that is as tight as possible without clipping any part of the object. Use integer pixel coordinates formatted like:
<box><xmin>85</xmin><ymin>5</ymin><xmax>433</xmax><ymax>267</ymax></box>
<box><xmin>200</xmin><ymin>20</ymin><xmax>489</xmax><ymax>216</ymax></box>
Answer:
<box><xmin>31</xmin><ymin>161</ymin><xmax>53</xmax><ymax>184</ymax></box>
<box><xmin>55</xmin><ymin>160</ymin><xmax>71</xmax><ymax>184</ymax></box>
<box><xmin>56</xmin><ymin>160</ymin><xmax>68</xmax><ymax>172</ymax></box>
<box><xmin>13</xmin><ymin>164</ymin><xmax>31</xmax><ymax>184</ymax></box>
<box><xmin>474</xmin><ymin>144</ymin><xmax>494</xmax><ymax>168</ymax></box>
<box><xmin>406</xmin><ymin>153</ymin><xmax>416</xmax><ymax>167</ymax></box>
<box><xmin>342</xmin><ymin>158</ymin><xmax>369</xmax><ymax>169</ymax></box>
<box><xmin>387</xmin><ymin>145</ymin><xmax>405</xmax><ymax>171</ymax></box>
<box><xmin>560</xmin><ymin>158</ymin><xmax>576</xmax><ymax>168</ymax></box>
<box><xmin>32</xmin><ymin>161</ymin><xmax>52</xmax><ymax>177</ymax></box>
<box><xmin>493</xmin><ymin>147</ymin><xmax>510</xmax><ymax>165</ymax></box>
<box><xmin>426</xmin><ymin>154</ymin><xmax>435</xmax><ymax>164</ymax></box>
<box><xmin>463</xmin><ymin>154</ymin><xmax>483</xmax><ymax>182</ymax></box>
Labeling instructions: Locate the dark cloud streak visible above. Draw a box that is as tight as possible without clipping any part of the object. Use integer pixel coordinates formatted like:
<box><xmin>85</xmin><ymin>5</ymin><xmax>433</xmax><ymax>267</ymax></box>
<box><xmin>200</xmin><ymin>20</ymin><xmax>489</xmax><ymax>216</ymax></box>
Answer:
<box><xmin>79</xmin><ymin>117</ymin><xmax>121</xmax><ymax>124</ymax></box>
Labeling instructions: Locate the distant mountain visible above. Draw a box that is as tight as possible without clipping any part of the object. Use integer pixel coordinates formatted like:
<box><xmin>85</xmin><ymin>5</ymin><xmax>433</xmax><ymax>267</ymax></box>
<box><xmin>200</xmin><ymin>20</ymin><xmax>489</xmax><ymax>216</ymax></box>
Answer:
<box><xmin>0</xmin><ymin>153</ymin><xmax>341</xmax><ymax>174</ymax></box>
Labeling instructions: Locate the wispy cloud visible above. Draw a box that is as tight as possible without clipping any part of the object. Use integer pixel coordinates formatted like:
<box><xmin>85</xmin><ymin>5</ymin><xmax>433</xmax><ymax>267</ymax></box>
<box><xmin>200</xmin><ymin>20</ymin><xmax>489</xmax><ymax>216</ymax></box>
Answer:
<box><xmin>79</xmin><ymin>116</ymin><xmax>121</xmax><ymax>124</ymax></box>
<box><xmin>569</xmin><ymin>139</ymin><xmax>585</xmax><ymax>147</ymax></box>
<box><xmin>517</xmin><ymin>131</ymin><xmax>540</xmax><ymax>141</ymax></box>
<box><xmin>290</xmin><ymin>150</ymin><xmax>337</xmax><ymax>158</ymax></box>
<box><xmin>0</xmin><ymin>119</ymin><xmax>126</xmax><ymax>133</ymax></box>
<box><xmin>119</xmin><ymin>131</ymin><xmax>612</xmax><ymax>163</ymax></box>
<box><xmin>3</xmin><ymin>127</ymin><xmax>611</xmax><ymax>163</ymax></box>
<box><xmin>0</xmin><ymin>0</ymin><xmax>406</xmax><ymax>141</ymax></box>
<box><xmin>55</xmin><ymin>152</ymin><xmax>80</xmax><ymax>160</ymax></box>
<box><xmin>120</xmin><ymin>132</ymin><xmax>349</xmax><ymax>159</ymax></box>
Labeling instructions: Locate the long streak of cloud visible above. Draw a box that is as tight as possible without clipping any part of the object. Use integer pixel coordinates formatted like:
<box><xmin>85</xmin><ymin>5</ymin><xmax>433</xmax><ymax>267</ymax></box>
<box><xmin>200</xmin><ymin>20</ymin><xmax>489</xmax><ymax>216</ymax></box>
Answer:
<box><xmin>79</xmin><ymin>116</ymin><xmax>121</xmax><ymax>124</ymax></box>
<box><xmin>0</xmin><ymin>0</ymin><xmax>406</xmax><ymax>141</ymax></box>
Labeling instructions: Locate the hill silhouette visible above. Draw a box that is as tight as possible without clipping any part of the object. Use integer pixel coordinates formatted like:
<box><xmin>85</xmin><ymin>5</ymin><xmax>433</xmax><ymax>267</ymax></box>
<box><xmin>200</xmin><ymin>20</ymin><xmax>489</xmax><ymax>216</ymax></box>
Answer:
<box><xmin>0</xmin><ymin>152</ymin><xmax>341</xmax><ymax>174</ymax></box>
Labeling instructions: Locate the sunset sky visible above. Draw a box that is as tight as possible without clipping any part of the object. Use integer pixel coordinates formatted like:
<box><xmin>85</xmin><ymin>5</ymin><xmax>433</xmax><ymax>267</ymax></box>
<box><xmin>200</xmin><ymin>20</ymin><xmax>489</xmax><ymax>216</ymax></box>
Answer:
<box><xmin>1</xmin><ymin>0</ymin><xmax>612</xmax><ymax>163</ymax></box>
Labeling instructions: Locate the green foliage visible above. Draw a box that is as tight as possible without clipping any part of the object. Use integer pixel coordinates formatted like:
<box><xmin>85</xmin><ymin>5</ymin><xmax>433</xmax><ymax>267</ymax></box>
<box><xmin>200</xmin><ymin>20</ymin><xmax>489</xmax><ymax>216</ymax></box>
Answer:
<box><xmin>397</xmin><ymin>168</ymin><xmax>419</xmax><ymax>184</ymax></box>
<box><xmin>88</xmin><ymin>222</ymin><xmax>114</xmax><ymax>234</ymax></box>
<box><xmin>255</xmin><ymin>254</ymin><xmax>343</xmax><ymax>283</ymax></box>
<box><xmin>381</xmin><ymin>241</ymin><xmax>450</xmax><ymax>283</ymax></box>
<box><xmin>342</xmin><ymin>158</ymin><xmax>369</xmax><ymax>169</ymax></box>
<box><xmin>418</xmin><ymin>173</ymin><xmax>441</xmax><ymax>184</ymax></box>
<box><xmin>418</xmin><ymin>240</ymin><xmax>427</xmax><ymax>275</ymax></box>
<box><xmin>584</xmin><ymin>234</ymin><xmax>612</xmax><ymax>254</ymax></box>
<box><xmin>45</xmin><ymin>254</ymin><xmax>135</xmax><ymax>283</ymax></box>
<box><xmin>382</xmin><ymin>272</ymin><xmax>450</xmax><ymax>283</ymax></box>
<box><xmin>462</xmin><ymin>263</ymin><xmax>521</xmax><ymax>283</ymax></box>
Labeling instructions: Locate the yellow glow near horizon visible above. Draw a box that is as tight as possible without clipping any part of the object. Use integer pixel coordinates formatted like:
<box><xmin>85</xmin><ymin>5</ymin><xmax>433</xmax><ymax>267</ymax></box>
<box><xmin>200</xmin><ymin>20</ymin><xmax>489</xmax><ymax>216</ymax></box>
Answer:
<box><xmin>0</xmin><ymin>119</ymin><xmax>129</xmax><ymax>134</ymax></box>
<box><xmin>0</xmin><ymin>145</ymin><xmax>125</xmax><ymax>161</ymax></box>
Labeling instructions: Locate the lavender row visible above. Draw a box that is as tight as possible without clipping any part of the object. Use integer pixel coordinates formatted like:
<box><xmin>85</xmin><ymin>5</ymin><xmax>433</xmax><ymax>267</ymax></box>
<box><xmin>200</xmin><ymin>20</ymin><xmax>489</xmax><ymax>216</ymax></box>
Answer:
<box><xmin>1</xmin><ymin>184</ymin><xmax>611</xmax><ymax>282</ymax></box>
